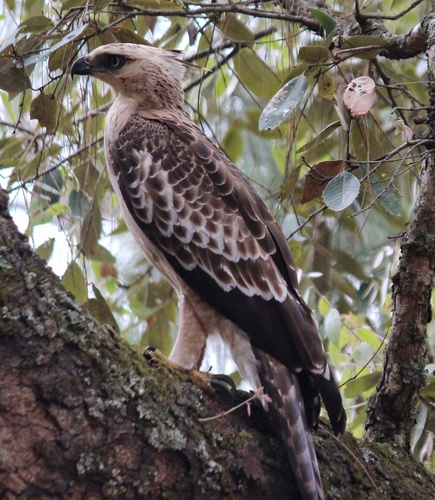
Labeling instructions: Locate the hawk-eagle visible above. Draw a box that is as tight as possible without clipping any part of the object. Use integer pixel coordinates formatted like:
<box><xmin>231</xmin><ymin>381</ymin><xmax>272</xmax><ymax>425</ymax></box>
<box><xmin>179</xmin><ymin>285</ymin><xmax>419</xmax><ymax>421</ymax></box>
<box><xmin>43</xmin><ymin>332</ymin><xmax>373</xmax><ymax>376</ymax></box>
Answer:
<box><xmin>71</xmin><ymin>43</ymin><xmax>346</xmax><ymax>500</ymax></box>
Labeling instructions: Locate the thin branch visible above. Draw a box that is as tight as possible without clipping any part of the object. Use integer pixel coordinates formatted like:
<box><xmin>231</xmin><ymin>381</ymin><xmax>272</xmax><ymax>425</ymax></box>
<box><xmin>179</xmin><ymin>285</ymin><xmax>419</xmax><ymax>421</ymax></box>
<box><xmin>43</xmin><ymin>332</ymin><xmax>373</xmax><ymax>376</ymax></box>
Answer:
<box><xmin>287</xmin><ymin>205</ymin><xmax>327</xmax><ymax>240</ymax></box>
<box><xmin>104</xmin><ymin>4</ymin><xmax>322</xmax><ymax>33</ymax></box>
<box><xmin>0</xmin><ymin>120</ymin><xmax>34</xmax><ymax>135</ymax></box>
<box><xmin>6</xmin><ymin>137</ymin><xmax>103</xmax><ymax>193</ymax></box>
<box><xmin>198</xmin><ymin>387</ymin><xmax>271</xmax><ymax>422</ymax></box>
<box><xmin>184</xmin><ymin>27</ymin><xmax>276</xmax><ymax>93</ymax></box>
<box><xmin>357</xmin><ymin>0</ymin><xmax>425</xmax><ymax>21</ymax></box>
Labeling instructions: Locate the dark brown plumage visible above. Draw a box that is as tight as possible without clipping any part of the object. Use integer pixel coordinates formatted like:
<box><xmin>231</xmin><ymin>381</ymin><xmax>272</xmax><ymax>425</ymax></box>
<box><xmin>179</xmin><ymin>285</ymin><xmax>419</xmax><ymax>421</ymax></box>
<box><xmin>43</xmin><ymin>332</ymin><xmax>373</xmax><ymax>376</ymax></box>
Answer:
<box><xmin>72</xmin><ymin>43</ymin><xmax>346</xmax><ymax>499</ymax></box>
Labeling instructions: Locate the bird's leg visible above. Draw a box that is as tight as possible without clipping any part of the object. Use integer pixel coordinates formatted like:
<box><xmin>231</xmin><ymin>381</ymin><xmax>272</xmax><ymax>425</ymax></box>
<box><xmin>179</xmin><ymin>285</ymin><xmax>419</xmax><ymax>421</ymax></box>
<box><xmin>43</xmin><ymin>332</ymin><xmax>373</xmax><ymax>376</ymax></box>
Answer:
<box><xmin>143</xmin><ymin>290</ymin><xmax>235</xmax><ymax>395</ymax></box>
<box><xmin>143</xmin><ymin>346</ymin><xmax>235</xmax><ymax>396</ymax></box>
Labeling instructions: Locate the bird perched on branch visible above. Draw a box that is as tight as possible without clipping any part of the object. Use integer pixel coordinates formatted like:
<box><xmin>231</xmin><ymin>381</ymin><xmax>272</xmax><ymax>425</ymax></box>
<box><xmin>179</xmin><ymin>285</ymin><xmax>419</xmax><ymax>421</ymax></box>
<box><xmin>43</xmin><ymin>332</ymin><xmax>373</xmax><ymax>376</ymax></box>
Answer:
<box><xmin>71</xmin><ymin>43</ymin><xmax>346</xmax><ymax>499</ymax></box>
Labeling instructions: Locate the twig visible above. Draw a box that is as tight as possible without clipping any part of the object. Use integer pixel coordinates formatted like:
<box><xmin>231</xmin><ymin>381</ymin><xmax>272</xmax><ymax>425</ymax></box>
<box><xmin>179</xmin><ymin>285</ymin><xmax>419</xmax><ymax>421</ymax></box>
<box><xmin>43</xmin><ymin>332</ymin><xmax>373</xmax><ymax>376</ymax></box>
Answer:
<box><xmin>340</xmin><ymin>329</ymin><xmax>389</xmax><ymax>389</ymax></box>
<box><xmin>198</xmin><ymin>387</ymin><xmax>271</xmax><ymax>422</ymax></box>
<box><xmin>322</xmin><ymin>426</ymin><xmax>380</xmax><ymax>492</ymax></box>
<box><xmin>287</xmin><ymin>205</ymin><xmax>328</xmax><ymax>240</ymax></box>
<box><xmin>357</xmin><ymin>0</ymin><xmax>424</xmax><ymax>21</ymax></box>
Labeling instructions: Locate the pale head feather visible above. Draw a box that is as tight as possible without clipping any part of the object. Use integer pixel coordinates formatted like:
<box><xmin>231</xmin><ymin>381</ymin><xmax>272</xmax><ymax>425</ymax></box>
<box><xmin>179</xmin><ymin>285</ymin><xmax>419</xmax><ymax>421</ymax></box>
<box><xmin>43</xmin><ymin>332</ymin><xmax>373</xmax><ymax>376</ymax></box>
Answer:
<box><xmin>85</xmin><ymin>43</ymin><xmax>187</xmax><ymax>111</ymax></box>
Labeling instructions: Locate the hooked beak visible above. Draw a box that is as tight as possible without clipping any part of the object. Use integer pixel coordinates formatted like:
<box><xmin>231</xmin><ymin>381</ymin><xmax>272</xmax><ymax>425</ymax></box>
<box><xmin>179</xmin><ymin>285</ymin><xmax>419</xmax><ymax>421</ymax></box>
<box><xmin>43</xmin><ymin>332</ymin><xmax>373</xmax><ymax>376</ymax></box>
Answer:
<box><xmin>71</xmin><ymin>56</ymin><xmax>91</xmax><ymax>77</ymax></box>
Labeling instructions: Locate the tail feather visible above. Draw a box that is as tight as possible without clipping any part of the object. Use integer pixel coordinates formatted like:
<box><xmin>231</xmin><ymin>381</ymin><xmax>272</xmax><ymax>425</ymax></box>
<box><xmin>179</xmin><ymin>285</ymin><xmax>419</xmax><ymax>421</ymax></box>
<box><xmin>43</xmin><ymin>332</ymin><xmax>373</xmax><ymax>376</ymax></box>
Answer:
<box><xmin>254</xmin><ymin>349</ymin><xmax>324</xmax><ymax>500</ymax></box>
<box><xmin>315</xmin><ymin>367</ymin><xmax>347</xmax><ymax>436</ymax></box>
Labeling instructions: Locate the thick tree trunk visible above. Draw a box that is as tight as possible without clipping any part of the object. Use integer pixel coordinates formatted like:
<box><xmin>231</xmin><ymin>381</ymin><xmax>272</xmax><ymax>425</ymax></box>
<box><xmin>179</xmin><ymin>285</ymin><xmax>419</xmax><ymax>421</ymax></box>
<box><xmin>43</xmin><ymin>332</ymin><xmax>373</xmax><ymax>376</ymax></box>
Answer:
<box><xmin>0</xmin><ymin>187</ymin><xmax>434</xmax><ymax>498</ymax></box>
<box><xmin>365</xmin><ymin>18</ymin><xmax>435</xmax><ymax>448</ymax></box>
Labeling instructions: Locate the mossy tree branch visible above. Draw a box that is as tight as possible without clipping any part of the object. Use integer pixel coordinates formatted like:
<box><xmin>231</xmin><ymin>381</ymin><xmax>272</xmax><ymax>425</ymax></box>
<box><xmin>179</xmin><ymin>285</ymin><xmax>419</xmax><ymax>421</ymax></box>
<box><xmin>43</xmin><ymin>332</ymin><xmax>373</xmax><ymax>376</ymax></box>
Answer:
<box><xmin>364</xmin><ymin>16</ymin><xmax>435</xmax><ymax>448</ymax></box>
<box><xmin>1</xmin><ymin>187</ymin><xmax>435</xmax><ymax>497</ymax></box>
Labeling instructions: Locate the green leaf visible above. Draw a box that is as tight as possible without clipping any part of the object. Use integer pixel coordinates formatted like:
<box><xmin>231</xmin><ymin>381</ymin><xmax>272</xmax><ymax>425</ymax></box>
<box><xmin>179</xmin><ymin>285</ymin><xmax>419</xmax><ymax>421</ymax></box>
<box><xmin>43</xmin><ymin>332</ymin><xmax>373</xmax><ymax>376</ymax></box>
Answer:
<box><xmin>359</xmin><ymin>163</ymin><xmax>402</xmax><ymax>217</ymax></box>
<box><xmin>93</xmin><ymin>0</ymin><xmax>112</xmax><ymax>13</ymax></box>
<box><xmin>421</xmin><ymin>376</ymin><xmax>435</xmax><ymax>398</ymax></box>
<box><xmin>48</xmin><ymin>42</ymin><xmax>77</xmax><ymax>72</ymax></box>
<box><xmin>284</xmin><ymin>63</ymin><xmax>308</xmax><ymax>84</ymax></box>
<box><xmin>301</xmin><ymin>160</ymin><xmax>344</xmax><ymax>204</ymax></box>
<box><xmin>30</xmin><ymin>93</ymin><xmax>59</xmax><ymax>134</ymax></box>
<box><xmin>74</xmin><ymin>161</ymin><xmax>103</xmax><ymax>198</ymax></box>
<box><xmin>124</xmin><ymin>0</ymin><xmax>183</xmax><ymax>9</ymax></box>
<box><xmin>31</xmin><ymin>210</ymin><xmax>53</xmax><ymax>227</ymax></box>
<box><xmin>130</xmin><ymin>300</ymin><xmax>153</xmax><ymax>319</ymax></box>
<box><xmin>333</xmin><ymin>250</ymin><xmax>367</xmax><ymax>280</ymax></box>
<box><xmin>330</xmin><ymin>269</ymin><xmax>359</xmax><ymax>300</ymax></box>
<box><xmin>343</xmin><ymin>372</ymin><xmax>381</xmax><ymax>398</ymax></box>
<box><xmin>80</xmin><ymin>203</ymin><xmax>102</xmax><ymax>259</ymax></box>
<box><xmin>62</xmin><ymin>262</ymin><xmax>87</xmax><ymax>304</ymax></box>
<box><xmin>62</xmin><ymin>0</ymin><xmax>87</xmax><ymax>8</ymax></box>
<box><xmin>298</xmin><ymin>45</ymin><xmax>330</xmax><ymax>64</ymax></box>
<box><xmin>88</xmin><ymin>243</ymin><xmax>117</xmax><ymax>264</ymax></box>
<box><xmin>216</xmin><ymin>13</ymin><xmax>255</xmax><ymax>43</ymax></box>
<box><xmin>297</xmin><ymin>120</ymin><xmax>341</xmax><ymax>153</ymax></box>
<box><xmin>340</xmin><ymin>35</ymin><xmax>388</xmax><ymax>59</ymax></box>
<box><xmin>350</xmin><ymin>121</ymin><xmax>388</xmax><ymax>162</ymax></box>
<box><xmin>222</xmin><ymin>128</ymin><xmax>243</xmax><ymax>163</ymax></box>
<box><xmin>323</xmin><ymin>171</ymin><xmax>360</xmax><ymax>211</ymax></box>
<box><xmin>33</xmin><ymin>169</ymin><xmax>63</xmax><ymax>204</ymax></box>
<box><xmin>259</xmin><ymin>75</ymin><xmax>308</xmax><ymax>131</ymax></box>
<box><xmin>383</xmin><ymin>192</ymin><xmax>402</xmax><ymax>217</ymax></box>
<box><xmin>47</xmin><ymin>24</ymin><xmax>89</xmax><ymax>56</ymax></box>
<box><xmin>18</xmin><ymin>15</ymin><xmax>53</xmax><ymax>33</ymax></box>
<box><xmin>341</xmin><ymin>35</ymin><xmax>389</xmax><ymax>48</ymax></box>
<box><xmin>36</xmin><ymin>238</ymin><xmax>55</xmax><ymax>261</ymax></box>
<box><xmin>109</xmin><ymin>27</ymin><xmax>149</xmax><ymax>45</ymax></box>
<box><xmin>309</xmin><ymin>8</ymin><xmax>337</xmax><ymax>35</ymax></box>
<box><xmin>245</xmin><ymin>109</ymin><xmax>284</xmax><ymax>140</ymax></box>
<box><xmin>318</xmin><ymin>296</ymin><xmax>331</xmax><ymax>317</ymax></box>
<box><xmin>317</xmin><ymin>73</ymin><xmax>336</xmax><ymax>100</ymax></box>
<box><xmin>284</xmin><ymin>64</ymin><xmax>307</xmax><ymax>82</ymax></box>
<box><xmin>69</xmin><ymin>190</ymin><xmax>90</xmax><ymax>217</ymax></box>
<box><xmin>233</xmin><ymin>48</ymin><xmax>281</xmax><ymax>99</ymax></box>
<box><xmin>372</xmin><ymin>181</ymin><xmax>402</xmax><ymax>217</ymax></box>
<box><xmin>356</xmin><ymin>327</ymin><xmax>383</xmax><ymax>350</ymax></box>
<box><xmin>87</xmin><ymin>284</ymin><xmax>119</xmax><ymax>332</ymax></box>
<box><xmin>324</xmin><ymin>308</ymin><xmax>342</xmax><ymax>345</ymax></box>
<box><xmin>0</xmin><ymin>52</ymin><xmax>32</xmax><ymax>96</ymax></box>
<box><xmin>47</xmin><ymin>203</ymin><xmax>69</xmax><ymax>215</ymax></box>
<box><xmin>279</xmin><ymin>165</ymin><xmax>302</xmax><ymax>203</ymax></box>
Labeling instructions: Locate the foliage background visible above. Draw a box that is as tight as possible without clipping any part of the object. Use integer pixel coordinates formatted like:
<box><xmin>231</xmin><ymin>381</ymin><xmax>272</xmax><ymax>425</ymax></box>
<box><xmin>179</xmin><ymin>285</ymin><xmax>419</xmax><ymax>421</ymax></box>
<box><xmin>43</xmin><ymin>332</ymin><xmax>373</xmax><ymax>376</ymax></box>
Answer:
<box><xmin>0</xmin><ymin>0</ymin><xmax>433</xmax><ymax>470</ymax></box>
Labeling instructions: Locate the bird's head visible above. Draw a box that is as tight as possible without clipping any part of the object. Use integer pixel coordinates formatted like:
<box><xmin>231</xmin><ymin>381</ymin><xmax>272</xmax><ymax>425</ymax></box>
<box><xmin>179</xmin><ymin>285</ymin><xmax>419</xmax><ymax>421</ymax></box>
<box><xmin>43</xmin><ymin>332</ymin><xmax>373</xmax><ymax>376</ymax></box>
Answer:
<box><xmin>71</xmin><ymin>43</ymin><xmax>187</xmax><ymax>111</ymax></box>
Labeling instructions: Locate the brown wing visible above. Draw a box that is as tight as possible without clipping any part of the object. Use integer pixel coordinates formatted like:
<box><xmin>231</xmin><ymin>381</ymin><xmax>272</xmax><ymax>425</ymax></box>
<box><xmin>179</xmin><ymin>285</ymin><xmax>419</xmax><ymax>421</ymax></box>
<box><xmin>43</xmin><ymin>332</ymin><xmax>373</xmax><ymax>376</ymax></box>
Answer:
<box><xmin>107</xmin><ymin>113</ymin><xmax>345</xmax><ymax>435</ymax></box>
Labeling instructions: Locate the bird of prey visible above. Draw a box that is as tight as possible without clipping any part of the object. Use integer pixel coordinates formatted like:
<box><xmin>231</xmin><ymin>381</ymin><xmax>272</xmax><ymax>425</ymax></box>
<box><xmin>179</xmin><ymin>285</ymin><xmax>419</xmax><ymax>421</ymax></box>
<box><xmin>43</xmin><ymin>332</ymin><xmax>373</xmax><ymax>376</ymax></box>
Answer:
<box><xmin>71</xmin><ymin>43</ymin><xmax>346</xmax><ymax>499</ymax></box>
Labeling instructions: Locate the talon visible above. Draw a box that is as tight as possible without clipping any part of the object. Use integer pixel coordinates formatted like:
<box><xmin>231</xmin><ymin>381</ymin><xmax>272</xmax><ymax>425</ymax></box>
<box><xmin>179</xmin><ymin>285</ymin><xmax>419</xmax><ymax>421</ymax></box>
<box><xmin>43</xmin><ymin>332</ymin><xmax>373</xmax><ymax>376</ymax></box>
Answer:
<box><xmin>210</xmin><ymin>374</ymin><xmax>236</xmax><ymax>398</ymax></box>
<box><xmin>188</xmin><ymin>369</ymin><xmax>236</xmax><ymax>397</ymax></box>
<box><xmin>141</xmin><ymin>348</ymin><xmax>235</xmax><ymax>398</ymax></box>
<box><xmin>143</xmin><ymin>345</ymin><xmax>159</xmax><ymax>366</ymax></box>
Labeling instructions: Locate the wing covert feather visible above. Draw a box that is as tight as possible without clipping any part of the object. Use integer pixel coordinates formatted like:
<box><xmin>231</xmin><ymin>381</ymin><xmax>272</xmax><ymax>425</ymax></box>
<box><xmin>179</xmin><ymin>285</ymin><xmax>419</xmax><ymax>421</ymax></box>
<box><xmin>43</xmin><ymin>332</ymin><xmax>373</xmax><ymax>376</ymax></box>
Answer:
<box><xmin>109</xmin><ymin>114</ymin><xmax>288</xmax><ymax>300</ymax></box>
<box><xmin>108</xmin><ymin>113</ymin><xmax>325</xmax><ymax>371</ymax></box>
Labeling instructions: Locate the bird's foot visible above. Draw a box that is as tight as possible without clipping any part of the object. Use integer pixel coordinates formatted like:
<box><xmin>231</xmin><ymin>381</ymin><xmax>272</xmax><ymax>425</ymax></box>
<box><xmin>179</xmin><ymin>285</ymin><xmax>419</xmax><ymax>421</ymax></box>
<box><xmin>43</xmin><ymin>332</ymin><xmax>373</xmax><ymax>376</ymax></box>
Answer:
<box><xmin>143</xmin><ymin>345</ymin><xmax>236</xmax><ymax>397</ymax></box>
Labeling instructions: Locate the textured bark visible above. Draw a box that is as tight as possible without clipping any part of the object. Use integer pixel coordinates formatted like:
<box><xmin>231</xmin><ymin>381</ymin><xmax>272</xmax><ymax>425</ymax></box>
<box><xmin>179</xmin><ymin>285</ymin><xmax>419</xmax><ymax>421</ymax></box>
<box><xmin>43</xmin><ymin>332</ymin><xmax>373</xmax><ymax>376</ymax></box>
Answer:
<box><xmin>1</xmin><ymin>189</ymin><xmax>435</xmax><ymax>498</ymax></box>
<box><xmin>364</xmin><ymin>17</ymin><xmax>435</xmax><ymax>446</ymax></box>
<box><xmin>340</xmin><ymin>12</ymin><xmax>434</xmax><ymax>60</ymax></box>
<box><xmin>0</xmin><ymin>187</ymin><xmax>293</xmax><ymax>499</ymax></box>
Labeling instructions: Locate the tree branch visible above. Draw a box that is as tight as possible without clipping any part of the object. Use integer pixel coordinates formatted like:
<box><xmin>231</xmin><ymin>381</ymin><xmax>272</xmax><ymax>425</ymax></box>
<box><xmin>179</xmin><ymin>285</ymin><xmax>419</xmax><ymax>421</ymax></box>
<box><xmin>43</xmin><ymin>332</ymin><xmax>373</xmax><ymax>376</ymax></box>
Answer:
<box><xmin>1</xmin><ymin>187</ymin><xmax>435</xmax><ymax>497</ymax></box>
<box><xmin>364</xmin><ymin>16</ymin><xmax>435</xmax><ymax>447</ymax></box>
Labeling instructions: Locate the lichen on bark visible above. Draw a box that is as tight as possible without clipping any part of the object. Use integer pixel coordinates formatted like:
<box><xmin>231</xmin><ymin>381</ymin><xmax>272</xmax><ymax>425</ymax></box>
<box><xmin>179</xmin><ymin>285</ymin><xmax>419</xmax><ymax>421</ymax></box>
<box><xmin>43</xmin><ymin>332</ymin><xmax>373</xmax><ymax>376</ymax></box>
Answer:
<box><xmin>1</xmin><ymin>182</ymin><xmax>435</xmax><ymax>498</ymax></box>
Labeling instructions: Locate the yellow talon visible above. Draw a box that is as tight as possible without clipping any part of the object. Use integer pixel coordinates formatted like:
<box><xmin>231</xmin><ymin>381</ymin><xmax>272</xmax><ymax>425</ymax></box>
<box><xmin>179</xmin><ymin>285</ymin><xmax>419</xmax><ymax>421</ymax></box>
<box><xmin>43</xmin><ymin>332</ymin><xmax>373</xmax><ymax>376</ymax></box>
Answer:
<box><xmin>143</xmin><ymin>345</ymin><xmax>235</xmax><ymax>396</ymax></box>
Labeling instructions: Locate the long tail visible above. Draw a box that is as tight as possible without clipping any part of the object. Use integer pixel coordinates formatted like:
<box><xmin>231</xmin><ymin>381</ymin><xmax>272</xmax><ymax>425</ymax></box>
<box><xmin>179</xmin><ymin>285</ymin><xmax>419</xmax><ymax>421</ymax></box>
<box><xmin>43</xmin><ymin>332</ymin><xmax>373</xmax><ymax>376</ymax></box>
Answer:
<box><xmin>254</xmin><ymin>350</ymin><xmax>324</xmax><ymax>500</ymax></box>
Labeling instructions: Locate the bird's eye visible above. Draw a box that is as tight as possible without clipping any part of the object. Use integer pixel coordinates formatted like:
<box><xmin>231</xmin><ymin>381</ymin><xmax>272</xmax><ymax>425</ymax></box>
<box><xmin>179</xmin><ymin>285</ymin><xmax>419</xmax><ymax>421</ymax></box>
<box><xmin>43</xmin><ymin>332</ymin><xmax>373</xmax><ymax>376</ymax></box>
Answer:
<box><xmin>108</xmin><ymin>55</ymin><xmax>125</xmax><ymax>69</ymax></box>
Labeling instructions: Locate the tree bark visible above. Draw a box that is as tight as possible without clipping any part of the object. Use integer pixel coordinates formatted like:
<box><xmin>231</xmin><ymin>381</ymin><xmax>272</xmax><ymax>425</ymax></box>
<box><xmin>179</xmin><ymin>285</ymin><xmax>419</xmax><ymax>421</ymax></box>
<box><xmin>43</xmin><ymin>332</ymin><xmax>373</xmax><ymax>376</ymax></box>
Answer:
<box><xmin>364</xmin><ymin>17</ymin><xmax>435</xmax><ymax>448</ymax></box>
<box><xmin>1</xmin><ymin>189</ymin><xmax>435</xmax><ymax>498</ymax></box>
